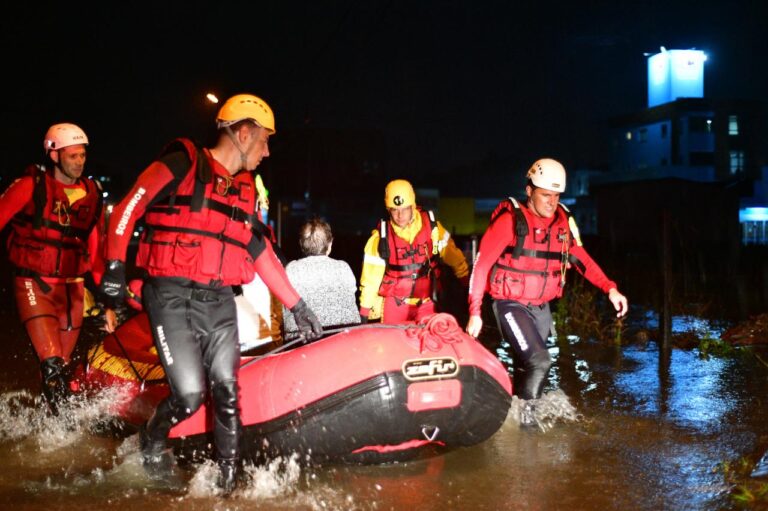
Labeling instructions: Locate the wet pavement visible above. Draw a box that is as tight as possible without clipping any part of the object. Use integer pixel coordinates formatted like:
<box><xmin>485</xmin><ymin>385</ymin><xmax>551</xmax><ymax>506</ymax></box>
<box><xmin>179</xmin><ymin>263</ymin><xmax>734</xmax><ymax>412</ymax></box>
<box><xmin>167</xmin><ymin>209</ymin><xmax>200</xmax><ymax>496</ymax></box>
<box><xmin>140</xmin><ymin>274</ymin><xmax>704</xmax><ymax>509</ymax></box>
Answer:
<box><xmin>1</xmin><ymin>308</ymin><xmax>767</xmax><ymax>510</ymax></box>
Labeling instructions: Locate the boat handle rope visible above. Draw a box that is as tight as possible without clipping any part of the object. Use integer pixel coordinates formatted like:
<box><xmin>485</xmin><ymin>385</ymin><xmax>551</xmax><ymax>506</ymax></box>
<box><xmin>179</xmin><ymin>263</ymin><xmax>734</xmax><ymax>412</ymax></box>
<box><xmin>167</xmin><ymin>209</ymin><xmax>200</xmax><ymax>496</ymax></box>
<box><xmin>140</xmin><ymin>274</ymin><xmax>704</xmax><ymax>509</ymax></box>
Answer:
<box><xmin>240</xmin><ymin>323</ymin><xmax>426</xmax><ymax>368</ymax></box>
<box><xmin>108</xmin><ymin>330</ymin><xmax>159</xmax><ymax>387</ymax></box>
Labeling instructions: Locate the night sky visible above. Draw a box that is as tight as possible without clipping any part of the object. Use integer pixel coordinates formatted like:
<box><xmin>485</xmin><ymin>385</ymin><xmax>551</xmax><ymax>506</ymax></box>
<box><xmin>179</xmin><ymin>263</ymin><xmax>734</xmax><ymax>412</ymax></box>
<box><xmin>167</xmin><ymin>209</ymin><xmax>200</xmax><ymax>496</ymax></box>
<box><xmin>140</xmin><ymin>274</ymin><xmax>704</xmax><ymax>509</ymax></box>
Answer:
<box><xmin>2</xmin><ymin>1</ymin><xmax>766</xmax><ymax>198</ymax></box>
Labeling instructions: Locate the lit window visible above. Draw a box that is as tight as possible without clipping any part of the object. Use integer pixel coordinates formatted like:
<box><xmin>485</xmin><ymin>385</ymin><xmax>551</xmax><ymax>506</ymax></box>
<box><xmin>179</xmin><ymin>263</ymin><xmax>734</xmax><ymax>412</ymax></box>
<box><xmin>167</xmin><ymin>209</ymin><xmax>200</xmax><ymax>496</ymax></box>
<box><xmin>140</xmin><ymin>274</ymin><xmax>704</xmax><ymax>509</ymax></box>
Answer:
<box><xmin>625</xmin><ymin>131</ymin><xmax>632</xmax><ymax>141</ymax></box>
<box><xmin>741</xmin><ymin>220</ymin><xmax>768</xmax><ymax>245</ymax></box>
<box><xmin>729</xmin><ymin>115</ymin><xmax>739</xmax><ymax>135</ymax></box>
<box><xmin>730</xmin><ymin>150</ymin><xmax>745</xmax><ymax>174</ymax></box>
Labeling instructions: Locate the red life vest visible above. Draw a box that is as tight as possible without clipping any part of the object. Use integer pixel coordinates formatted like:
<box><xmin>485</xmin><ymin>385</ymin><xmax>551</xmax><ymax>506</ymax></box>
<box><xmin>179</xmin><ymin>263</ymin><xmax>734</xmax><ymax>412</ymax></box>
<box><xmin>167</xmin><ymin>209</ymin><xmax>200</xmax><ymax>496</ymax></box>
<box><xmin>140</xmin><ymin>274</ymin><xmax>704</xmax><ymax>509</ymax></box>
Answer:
<box><xmin>378</xmin><ymin>209</ymin><xmax>439</xmax><ymax>300</ymax></box>
<box><xmin>135</xmin><ymin>138</ymin><xmax>257</xmax><ymax>286</ymax></box>
<box><xmin>488</xmin><ymin>198</ymin><xmax>574</xmax><ymax>305</ymax></box>
<box><xmin>7</xmin><ymin>166</ymin><xmax>102</xmax><ymax>277</ymax></box>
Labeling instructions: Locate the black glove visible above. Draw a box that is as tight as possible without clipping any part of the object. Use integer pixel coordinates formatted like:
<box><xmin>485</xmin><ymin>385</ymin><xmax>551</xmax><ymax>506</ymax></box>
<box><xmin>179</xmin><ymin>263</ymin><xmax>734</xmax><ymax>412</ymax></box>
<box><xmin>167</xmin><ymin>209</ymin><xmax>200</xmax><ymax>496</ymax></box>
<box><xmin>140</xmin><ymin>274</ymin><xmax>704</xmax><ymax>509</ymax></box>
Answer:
<box><xmin>291</xmin><ymin>299</ymin><xmax>323</xmax><ymax>341</ymax></box>
<box><xmin>100</xmin><ymin>259</ymin><xmax>127</xmax><ymax>305</ymax></box>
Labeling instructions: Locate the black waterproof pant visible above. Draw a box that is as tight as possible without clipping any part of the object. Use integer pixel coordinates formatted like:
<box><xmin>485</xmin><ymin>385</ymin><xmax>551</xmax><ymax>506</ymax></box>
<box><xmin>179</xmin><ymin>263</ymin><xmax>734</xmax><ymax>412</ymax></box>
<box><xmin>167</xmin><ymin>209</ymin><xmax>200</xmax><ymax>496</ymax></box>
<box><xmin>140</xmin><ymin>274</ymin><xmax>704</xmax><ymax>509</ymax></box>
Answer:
<box><xmin>142</xmin><ymin>278</ymin><xmax>241</xmax><ymax>463</ymax></box>
<box><xmin>492</xmin><ymin>299</ymin><xmax>553</xmax><ymax>400</ymax></box>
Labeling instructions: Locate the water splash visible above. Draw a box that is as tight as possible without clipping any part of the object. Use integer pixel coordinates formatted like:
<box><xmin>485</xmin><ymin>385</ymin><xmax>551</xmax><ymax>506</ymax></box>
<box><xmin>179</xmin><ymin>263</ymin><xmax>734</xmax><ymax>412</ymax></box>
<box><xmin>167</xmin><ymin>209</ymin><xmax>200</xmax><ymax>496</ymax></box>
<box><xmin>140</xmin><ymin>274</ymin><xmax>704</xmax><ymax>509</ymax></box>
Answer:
<box><xmin>0</xmin><ymin>390</ymin><xmax>44</xmax><ymax>441</ymax></box>
<box><xmin>186</xmin><ymin>454</ymin><xmax>304</xmax><ymax>499</ymax></box>
<box><xmin>0</xmin><ymin>384</ymin><xmax>134</xmax><ymax>451</ymax></box>
<box><xmin>508</xmin><ymin>389</ymin><xmax>582</xmax><ymax>433</ymax></box>
<box><xmin>184</xmin><ymin>454</ymin><xmax>363</xmax><ymax>509</ymax></box>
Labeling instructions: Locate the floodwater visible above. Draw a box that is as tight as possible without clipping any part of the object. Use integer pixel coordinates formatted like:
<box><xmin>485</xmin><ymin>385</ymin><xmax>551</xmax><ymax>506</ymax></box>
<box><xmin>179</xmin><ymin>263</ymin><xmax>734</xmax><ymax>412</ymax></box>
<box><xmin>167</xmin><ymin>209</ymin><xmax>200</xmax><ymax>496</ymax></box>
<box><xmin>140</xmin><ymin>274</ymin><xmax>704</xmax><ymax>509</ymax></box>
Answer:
<box><xmin>1</xmin><ymin>308</ymin><xmax>767</xmax><ymax>511</ymax></box>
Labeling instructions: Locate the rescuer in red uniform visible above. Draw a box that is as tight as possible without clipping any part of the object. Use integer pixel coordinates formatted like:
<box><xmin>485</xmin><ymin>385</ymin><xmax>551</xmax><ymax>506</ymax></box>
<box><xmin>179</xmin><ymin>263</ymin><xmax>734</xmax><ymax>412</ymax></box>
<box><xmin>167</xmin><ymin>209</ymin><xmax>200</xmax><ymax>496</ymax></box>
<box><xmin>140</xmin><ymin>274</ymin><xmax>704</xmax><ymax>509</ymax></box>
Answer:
<box><xmin>466</xmin><ymin>158</ymin><xmax>628</xmax><ymax>427</ymax></box>
<box><xmin>99</xmin><ymin>93</ymin><xmax>322</xmax><ymax>495</ymax></box>
<box><xmin>0</xmin><ymin>123</ymin><xmax>103</xmax><ymax>415</ymax></box>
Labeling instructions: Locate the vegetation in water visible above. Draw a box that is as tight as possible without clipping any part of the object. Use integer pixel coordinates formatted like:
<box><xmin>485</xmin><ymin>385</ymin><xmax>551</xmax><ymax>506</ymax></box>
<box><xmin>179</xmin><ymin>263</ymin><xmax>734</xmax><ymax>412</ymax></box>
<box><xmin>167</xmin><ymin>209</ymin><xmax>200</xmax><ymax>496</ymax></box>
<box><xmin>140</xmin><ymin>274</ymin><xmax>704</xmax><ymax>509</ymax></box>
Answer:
<box><xmin>697</xmin><ymin>330</ymin><xmax>737</xmax><ymax>360</ymax></box>
<box><xmin>718</xmin><ymin>457</ymin><xmax>768</xmax><ymax>508</ymax></box>
<box><xmin>552</xmin><ymin>278</ymin><xmax>626</xmax><ymax>345</ymax></box>
<box><xmin>552</xmin><ymin>277</ymin><xmax>766</xmax><ymax>364</ymax></box>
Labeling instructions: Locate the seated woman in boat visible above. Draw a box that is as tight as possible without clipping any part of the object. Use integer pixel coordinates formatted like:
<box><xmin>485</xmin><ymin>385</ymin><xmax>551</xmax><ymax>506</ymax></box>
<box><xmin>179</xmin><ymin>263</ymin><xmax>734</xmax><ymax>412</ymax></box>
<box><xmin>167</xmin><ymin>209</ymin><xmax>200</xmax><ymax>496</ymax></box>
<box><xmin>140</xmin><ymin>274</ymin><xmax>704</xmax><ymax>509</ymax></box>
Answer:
<box><xmin>282</xmin><ymin>218</ymin><xmax>360</xmax><ymax>335</ymax></box>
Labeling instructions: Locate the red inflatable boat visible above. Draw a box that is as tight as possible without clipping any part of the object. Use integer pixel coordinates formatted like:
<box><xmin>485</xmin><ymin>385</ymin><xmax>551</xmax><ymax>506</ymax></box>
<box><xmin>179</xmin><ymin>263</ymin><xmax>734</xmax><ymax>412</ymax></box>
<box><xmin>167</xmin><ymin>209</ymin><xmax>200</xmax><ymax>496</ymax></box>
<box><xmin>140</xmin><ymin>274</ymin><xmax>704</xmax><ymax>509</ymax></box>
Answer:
<box><xmin>77</xmin><ymin>312</ymin><xmax>513</xmax><ymax>464</ymax></box>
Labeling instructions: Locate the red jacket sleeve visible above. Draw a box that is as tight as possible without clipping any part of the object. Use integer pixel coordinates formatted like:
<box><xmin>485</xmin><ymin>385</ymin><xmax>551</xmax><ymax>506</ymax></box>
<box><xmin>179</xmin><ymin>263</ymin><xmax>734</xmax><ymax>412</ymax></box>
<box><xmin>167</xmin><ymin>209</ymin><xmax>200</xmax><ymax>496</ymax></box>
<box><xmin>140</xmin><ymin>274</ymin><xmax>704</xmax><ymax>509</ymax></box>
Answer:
<box><xmin>468</xmin><ymin>211</ymin><xmax>515</xmax><ymax>316</ymax></box>
<box><xmin>0</xmin><ymin>176</ymin><xmax>34</xmax><ymax>231</ymax></box>
<box><xmin>105</xmin><ymin>161</ymin><xmax>175</xmax><ymax>261</ymax></box>
<box><xmin>568</xmin><ymin>244</ymin><xmax>617</xmax><ymax>293</ymax></box>
<box><xmin>87</xmin><ymin>206</ymin><xmax>107</xmax><ymax>285</ymax></box>
<box><xmin>251</xmin><ymin>239</ymin><xmax>301</xmax><ymax>309</ymax></box>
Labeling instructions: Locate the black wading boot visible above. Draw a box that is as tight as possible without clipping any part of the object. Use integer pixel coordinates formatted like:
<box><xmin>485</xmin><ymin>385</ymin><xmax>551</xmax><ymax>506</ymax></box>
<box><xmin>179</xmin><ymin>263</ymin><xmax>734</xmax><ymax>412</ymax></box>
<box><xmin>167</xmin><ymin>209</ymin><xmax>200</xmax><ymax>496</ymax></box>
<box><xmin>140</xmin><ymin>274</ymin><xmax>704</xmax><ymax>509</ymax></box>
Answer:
<box><xmin>212</xmin><ymin>380</ymin><xmax>242</xmax><ymax>496</ymax></box>
<box><xmin>217</xmin><ymin>459</ymin><xmax>239</xmax><ymax>496</ymax></box>
<box><xmin>40</xmin><ymin>357</ymin><xmax>70</xmax><ymax>416</ymax></box>
<box><xmin>139</xmin><ymin>422</ymin><xmax>172</xmax><ymax>478</ymax></box>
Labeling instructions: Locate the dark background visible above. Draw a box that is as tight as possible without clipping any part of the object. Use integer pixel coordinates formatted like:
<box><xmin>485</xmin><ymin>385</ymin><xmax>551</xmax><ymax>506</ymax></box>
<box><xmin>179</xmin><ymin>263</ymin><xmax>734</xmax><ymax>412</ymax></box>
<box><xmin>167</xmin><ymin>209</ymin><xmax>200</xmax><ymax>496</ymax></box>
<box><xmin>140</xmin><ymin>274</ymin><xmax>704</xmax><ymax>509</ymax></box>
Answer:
<box><xmin>1</xmin><ymin>1</ymin><xmax>767</xmax><ymax>321</ymax></box>
<box><xmin>2</xmin><ymin>1</ymin><xmax>765</xmax><ymax>191</ymax></box>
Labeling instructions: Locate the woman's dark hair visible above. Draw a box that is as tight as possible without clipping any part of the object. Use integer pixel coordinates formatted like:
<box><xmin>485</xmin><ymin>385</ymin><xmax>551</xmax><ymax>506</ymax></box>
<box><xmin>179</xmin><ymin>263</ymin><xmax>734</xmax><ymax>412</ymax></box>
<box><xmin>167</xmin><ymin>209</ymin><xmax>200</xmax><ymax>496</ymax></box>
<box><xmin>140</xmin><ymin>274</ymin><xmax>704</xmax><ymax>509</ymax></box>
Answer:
<box><xmin>298</xmin><ymin>218</ymin><xmax>333</xmax><ymax>256</ymax></box>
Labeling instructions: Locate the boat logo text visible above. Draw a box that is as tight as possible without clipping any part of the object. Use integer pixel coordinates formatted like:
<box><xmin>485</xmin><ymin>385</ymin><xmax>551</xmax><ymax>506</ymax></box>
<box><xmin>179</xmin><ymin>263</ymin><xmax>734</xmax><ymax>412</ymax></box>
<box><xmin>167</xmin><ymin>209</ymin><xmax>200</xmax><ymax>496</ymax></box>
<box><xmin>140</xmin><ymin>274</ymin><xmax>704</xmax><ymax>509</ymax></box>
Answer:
<box><xmin>402</xmin><ymin>357</ymin><xmax>459</xmax><ymax>381</ymax></box>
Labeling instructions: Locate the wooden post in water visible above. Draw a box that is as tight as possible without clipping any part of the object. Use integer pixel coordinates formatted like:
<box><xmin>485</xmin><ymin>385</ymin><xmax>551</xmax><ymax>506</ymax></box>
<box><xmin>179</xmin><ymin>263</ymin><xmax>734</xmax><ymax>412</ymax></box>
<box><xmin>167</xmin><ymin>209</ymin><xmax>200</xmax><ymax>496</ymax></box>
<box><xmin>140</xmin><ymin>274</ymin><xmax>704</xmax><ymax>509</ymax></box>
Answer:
<box><xmin>660</xmin><ymin>209</ymin><xmax>672</xmax><ymax>349</ymax></box>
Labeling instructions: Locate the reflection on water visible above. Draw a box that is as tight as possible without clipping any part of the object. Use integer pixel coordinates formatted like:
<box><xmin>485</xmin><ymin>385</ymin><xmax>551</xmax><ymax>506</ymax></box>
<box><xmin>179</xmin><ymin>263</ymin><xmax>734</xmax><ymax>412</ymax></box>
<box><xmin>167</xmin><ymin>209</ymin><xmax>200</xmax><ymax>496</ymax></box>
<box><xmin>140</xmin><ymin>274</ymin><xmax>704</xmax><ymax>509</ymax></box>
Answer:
<box><xmin>1</xmin><ymin>310</ymin><xmax>767</xmax><ymax>510</ymax></box>
<box><xmin>615</xmin><ymin>348</ymin><xmax>739</xmax><ymax>426</ymax></box>
<box><xmin>642</xmin><ymin>310</ymin><xmax>729</xmax><ymax>338</ymax></box>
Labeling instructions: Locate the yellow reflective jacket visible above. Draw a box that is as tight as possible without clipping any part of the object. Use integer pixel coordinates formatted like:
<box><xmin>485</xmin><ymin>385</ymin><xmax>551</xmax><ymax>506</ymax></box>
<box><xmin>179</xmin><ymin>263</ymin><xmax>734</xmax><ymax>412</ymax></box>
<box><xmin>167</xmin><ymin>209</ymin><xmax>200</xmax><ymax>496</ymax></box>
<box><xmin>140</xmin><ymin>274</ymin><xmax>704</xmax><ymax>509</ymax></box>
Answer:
<box><xmin>359</xmin><ymin>209</ymin><xmax>468</xmax><ymax>319</ymax></box>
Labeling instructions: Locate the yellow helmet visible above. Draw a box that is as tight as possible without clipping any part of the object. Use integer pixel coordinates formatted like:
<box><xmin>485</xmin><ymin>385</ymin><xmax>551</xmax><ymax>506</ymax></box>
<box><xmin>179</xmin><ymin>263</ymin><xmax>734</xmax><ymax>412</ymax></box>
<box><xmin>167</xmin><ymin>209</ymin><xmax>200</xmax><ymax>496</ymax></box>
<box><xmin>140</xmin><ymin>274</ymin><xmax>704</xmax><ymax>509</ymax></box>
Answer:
<box><xmin>526</xmin><ymin>158</ymin><xmax>566</xmax><ymax>192</ymax></box>
<box><xmin>384</xmin><ymin>179</ymin><xmax>416</xmax><ymax>208</ymax></box>
<box><xmin>216</xmin><ymin>93</ymin><xmax>276</xmax><ymax>134</ymax></box>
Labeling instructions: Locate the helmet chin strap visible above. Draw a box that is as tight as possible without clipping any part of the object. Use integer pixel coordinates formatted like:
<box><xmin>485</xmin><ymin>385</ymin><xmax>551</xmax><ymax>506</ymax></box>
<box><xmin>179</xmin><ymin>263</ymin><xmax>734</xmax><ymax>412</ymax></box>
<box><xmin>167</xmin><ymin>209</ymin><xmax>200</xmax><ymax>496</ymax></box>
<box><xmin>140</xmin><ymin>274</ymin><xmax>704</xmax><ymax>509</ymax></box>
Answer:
<box><xmin>224</xmin><ymin>125</ymin><xmax>258</xmax><ymax>173</ymax></box>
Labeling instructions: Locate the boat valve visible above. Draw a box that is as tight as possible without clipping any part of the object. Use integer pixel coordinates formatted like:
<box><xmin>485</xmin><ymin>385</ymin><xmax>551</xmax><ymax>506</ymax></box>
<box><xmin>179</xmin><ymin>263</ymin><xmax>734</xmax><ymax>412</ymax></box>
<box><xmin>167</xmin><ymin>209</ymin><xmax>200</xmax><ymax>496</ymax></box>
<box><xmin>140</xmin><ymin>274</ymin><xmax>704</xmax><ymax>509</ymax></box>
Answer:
<box><xmin>421</xmin><ymin>425</ymin><xmax>440</xmax><ymax>441</ymax></box>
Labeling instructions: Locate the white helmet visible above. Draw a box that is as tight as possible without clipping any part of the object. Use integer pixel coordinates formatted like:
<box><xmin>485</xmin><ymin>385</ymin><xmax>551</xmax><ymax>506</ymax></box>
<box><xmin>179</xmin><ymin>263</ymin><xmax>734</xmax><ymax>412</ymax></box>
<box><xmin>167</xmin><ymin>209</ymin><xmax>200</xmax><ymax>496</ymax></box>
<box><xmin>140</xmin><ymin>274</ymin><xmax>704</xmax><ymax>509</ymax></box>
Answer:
<box><xmin>526</xmin><ymin>158</ymin><xmax>566</xmax><ymax>192</ymax></box>
<box><xmin>43</xmin><ymin>123</ymin><xmax>89</xmax><ymax>153</ymax></box>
